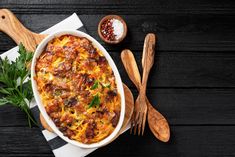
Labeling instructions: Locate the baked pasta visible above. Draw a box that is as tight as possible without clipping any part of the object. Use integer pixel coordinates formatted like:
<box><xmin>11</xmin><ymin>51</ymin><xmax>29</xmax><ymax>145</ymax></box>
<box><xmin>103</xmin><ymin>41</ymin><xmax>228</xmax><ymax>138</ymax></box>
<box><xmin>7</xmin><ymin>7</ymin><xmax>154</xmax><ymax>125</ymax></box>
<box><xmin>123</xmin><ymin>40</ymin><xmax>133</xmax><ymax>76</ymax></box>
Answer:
<box><xmin>35</xmin><ymin>35</ymin><xmax>121</xmax><ymax>144</ymax></box>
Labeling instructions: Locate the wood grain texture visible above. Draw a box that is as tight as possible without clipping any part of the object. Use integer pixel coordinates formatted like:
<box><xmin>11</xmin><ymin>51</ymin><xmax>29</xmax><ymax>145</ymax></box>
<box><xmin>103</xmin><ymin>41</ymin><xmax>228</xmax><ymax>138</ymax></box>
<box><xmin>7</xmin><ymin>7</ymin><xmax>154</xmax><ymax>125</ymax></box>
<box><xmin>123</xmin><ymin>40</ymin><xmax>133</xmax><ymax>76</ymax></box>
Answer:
<box><xmin>1</xmin><ymin>0</ymin><xmax>235</xmax><ymax>157</ymax></box>
<box><xmin>90</xmin><ymin>126</ymin><xmax>235</xmax><ymax>157</ymax></box>
<box><xmin>1</xmin><ymin>126</ymin><xmax>235</xmax><ymax>157</ymax></box>
<box><xmin>1</xmin><ymin>0</ymin><xmax>235</xmax><ymax>14</ymax></box>
<box><xmin>0</xmin><ymin>9</ymin><xmax>46</xmax><ymax>51</ymax></box>
<box><xmin>1</xmin><ymin>14</ymin><xmax>235</xmax><ymax>52</ymax></box>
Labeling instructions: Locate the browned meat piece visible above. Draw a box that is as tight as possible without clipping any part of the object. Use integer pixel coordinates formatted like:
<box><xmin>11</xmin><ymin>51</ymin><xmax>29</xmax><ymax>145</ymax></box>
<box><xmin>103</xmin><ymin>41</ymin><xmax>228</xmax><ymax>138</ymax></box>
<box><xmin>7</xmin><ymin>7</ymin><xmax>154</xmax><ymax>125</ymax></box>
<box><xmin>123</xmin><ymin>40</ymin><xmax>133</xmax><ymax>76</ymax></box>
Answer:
<box><xmin>50</xmin><ymin>112</ymin><xmax>61</xmax><ymax>126</ymax></box>
<box><xmin>44</xmin><ymin>83</ymin><xmax>53</xmax><ymax>92</ymax></box>
<box><xmin>59</xmin><ymin>125</ymin><xmax>75</xmax><ymax>138</ymax></box>
<box><xmin>86</xmin><ymin>77</ymin><xmax>94</xmax><ymax>87</ymax></box>
<box><xmin>75</xmin><ymin>73</ymin><xmax>89</xmax><ymax>91</ymax></box>
<box><xmin>106</xmin><ymin>89</ymin><xmax>117</xmax><ymax>102</ymax></box>
<box><xmin>59</xmin><ymin>126</ymin><xmax>67</xmax><ymax>132</ymax></box>
<box><xmin>85</xmin><ymin>121</ymin><xmax>96</xmax><ymax>139</ymax></box>
<box><xmin>97</xmin><ymin>56</ymin><xmax>107</xmax><ymax>65</ymax></box>
<box><xmin>79</xmin><ymin>37</ymin><xmax>98</xmax><ymax>58</ymax></box>
<box><xmin>111</xmin><ymin>111</ymin><xmax>120</xmax><ymax>127</ymax></box>
<box><xmin>64</xmin><ymin>97</ymin><xmax>78</xmax><ymax>107</ymax></box>
<box><xmin>96</xmin><ymin>108</ymin><xmax>108</xmax><ymax>118</ymax></box>
<box><xmin>83</xmin><ymin>58</ymin><xmax>98</xmax><ymax>71</ymax></box>
<box><xmin>85</xmin><ymin>128</ymin><xmax>95</xmax><ymax>139</ymax></box>
<box><xmin>52</xmin><ymin>117</ymin><xmax>60</xmax><ymax>126</ymax></box>
<box><xmin>46</xmin><ymin>100</ymin><xmax>61</xmax><ymax>114</ymax></box>
<box><xmin>53</xmin><ymin>61</ymin><xmax>72</xmax><ymax>76</ymax></box>
<box><xmin>96</xmin><ymin>111</ymin><xmax>104</xmax><ymax>119</ymax></box>
<box><xmin>74</xmin><ymin>104</ymin><xmax>85</xmax><ymax>113</ymax></box>
<box><xmin>66</xmin><ymin>129</ymin><xmax>75</xmax><ymax>138</ymax></box>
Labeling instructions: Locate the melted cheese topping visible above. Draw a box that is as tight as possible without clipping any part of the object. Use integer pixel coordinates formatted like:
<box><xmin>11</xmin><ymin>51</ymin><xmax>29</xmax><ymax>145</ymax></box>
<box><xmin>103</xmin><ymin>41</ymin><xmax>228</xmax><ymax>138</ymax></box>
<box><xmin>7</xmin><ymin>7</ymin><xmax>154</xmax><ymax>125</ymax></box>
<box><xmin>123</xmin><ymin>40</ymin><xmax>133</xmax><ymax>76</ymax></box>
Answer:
<box><xmin>35</xmin><ymin>35</ymin><xmax>121</xmax><ymax>144</ymax></box>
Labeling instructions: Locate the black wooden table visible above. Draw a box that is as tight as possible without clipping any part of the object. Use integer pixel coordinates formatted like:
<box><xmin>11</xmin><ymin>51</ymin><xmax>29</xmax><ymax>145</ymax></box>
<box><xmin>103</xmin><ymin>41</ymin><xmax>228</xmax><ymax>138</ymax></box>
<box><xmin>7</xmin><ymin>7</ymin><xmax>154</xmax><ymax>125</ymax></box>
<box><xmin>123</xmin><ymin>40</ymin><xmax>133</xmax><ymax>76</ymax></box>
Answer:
<box><xmin>1</xmin><ymin>0</ymin><xmax>235</xmax><ymax>156</ymax></box>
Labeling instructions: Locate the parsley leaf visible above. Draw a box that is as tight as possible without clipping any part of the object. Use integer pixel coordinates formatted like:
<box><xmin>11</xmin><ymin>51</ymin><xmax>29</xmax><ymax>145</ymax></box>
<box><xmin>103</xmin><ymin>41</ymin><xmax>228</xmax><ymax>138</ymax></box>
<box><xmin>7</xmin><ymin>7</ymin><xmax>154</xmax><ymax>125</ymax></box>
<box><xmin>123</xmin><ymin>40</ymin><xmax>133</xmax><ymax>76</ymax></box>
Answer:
<box><xmin>90</xmin><ymin>80</ymin><xmax>99</xmax><ymax>90</ymax></box>
<box><xmin>0</xmin><ymin>43</ymin><xmax>36</xmax><ymax>127</ymax></box>
<box><xmin>88</xmin><ymin>94</ymin><xmax>100</xmax><ymax>108</ymax></box>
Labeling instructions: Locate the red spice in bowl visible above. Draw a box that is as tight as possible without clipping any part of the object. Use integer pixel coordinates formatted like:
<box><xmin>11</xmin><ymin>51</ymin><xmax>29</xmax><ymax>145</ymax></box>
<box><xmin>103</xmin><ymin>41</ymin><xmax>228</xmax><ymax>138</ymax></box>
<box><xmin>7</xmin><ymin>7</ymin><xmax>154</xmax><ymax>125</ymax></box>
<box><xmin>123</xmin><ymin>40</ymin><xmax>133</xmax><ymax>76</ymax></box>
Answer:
<box><xmin>101</xmin><ymin>19</ymin><xmax>116</xmax><ymax>41</ymax></box>
<box><xmin>98</xmin><ymin>15</ymin><xmax>127</xmax><ymax>44</ymax></box>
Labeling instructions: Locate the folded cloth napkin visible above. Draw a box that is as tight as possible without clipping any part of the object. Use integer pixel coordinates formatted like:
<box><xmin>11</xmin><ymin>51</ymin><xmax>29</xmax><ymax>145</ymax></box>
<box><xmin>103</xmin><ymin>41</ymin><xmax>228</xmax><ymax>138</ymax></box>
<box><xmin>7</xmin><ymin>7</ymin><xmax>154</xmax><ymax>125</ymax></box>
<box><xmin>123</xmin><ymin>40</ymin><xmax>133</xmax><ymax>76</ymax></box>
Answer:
<box><xmin>0</xmin><ymin>13</ymin><xmax>120</xmax><ymax>157</ymax></box>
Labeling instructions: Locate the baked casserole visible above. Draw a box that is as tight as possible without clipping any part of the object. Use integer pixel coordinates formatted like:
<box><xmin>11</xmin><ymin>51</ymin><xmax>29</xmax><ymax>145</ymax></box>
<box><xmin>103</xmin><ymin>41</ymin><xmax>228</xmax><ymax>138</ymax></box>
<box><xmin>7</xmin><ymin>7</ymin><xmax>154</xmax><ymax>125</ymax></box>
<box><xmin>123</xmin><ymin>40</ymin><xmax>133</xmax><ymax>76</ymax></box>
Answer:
<box><xmin>34</xmin><ymin>35</ymin><xmax>121</xmax><ymax>144</ymax></box>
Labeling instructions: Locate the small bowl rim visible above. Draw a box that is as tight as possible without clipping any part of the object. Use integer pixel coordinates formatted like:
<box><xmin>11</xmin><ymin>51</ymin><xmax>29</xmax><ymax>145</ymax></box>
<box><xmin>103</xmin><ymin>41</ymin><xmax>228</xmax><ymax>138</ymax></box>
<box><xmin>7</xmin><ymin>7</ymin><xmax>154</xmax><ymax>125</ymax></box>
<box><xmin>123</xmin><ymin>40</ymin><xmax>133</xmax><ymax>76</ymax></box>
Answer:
<box><xmin>98</xmin><ymin>15</ymin><xmax>127</xmax><ymax>44</ymax></box>
<box><xmin>31</xmin><ymin>30</ymin><xmax>125</xmax><ymax>149</ymax></box>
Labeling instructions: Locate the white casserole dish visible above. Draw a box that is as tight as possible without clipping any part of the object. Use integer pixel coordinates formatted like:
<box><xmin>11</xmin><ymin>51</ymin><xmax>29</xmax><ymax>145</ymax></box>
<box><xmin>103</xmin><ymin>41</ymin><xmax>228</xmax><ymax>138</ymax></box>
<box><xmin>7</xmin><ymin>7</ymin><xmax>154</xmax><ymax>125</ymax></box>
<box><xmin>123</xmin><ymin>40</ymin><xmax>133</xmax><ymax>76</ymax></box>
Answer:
<box><xmin>31</xmin><ymin>30</ymin><xmax>125</xmax><ymax>149</ymax></box>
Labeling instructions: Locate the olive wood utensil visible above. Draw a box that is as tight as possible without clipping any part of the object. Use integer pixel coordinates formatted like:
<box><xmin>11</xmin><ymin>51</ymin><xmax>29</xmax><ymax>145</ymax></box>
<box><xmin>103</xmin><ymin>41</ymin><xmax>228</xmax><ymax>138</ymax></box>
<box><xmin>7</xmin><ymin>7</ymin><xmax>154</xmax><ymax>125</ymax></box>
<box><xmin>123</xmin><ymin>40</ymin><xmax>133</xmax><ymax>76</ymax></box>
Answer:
<box><xmin>121</xmin><ymin>49</ymin><xmax>170</xmax><ymax>142</ymax></box>
<box><xmin>0</xmin><ymin>9</ymin><xmax>46</xmax><ymax>52</ymax></box>
<box><xmin>132</xmin><ymin>33</ymin><xmax>156</xmax><ymax>135</ymax></box>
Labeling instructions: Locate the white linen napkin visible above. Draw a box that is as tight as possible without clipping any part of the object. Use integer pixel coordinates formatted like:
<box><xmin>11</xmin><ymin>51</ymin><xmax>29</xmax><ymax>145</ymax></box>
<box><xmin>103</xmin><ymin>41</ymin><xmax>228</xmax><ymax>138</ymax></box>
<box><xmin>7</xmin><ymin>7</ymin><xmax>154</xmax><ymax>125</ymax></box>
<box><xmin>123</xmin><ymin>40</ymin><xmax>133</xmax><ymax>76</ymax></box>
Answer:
<box><xmin>0</xmin><ymin>13</ymin><xmax>128</xmax><ymax>157</ymax></box>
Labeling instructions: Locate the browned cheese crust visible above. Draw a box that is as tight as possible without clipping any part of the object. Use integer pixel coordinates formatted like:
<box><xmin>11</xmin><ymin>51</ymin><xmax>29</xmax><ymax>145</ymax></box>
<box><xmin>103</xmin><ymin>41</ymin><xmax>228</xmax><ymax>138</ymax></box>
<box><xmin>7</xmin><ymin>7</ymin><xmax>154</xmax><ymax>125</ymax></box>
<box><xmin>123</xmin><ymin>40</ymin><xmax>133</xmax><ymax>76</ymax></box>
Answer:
<box><xmin>35</xmin><ymin>35</ymin><xmax>121</xmax><ymax>144</ymax></box>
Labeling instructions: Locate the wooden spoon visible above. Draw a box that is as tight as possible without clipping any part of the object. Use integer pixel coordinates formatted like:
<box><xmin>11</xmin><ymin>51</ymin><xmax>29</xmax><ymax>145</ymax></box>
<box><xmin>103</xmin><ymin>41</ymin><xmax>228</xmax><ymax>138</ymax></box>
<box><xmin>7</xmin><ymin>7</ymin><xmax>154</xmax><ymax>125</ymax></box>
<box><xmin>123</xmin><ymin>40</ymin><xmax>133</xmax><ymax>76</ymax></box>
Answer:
<box><xmin>0</xmin><ymin>9</ymin><xmax>46</xmax><ymax>51</ymax></box>
<box><xmin>142</xmin><ymin>34</ymin><xmax>170</xmax><ymax>142</ymax></box>
<box><xmin>121</xmin><ymin>49</ymin><xmax>170</xmax><ymax>142</ymax></box>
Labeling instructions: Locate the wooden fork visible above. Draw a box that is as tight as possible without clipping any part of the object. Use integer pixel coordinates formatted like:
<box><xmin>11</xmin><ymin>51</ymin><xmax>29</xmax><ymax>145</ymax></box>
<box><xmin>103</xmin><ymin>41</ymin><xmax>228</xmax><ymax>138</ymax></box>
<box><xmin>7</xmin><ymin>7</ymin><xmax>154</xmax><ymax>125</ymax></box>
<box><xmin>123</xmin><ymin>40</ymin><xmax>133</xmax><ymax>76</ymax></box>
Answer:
<box><xmin>130</xmin><ymin>33</ymin><xmax>156</xmax><ymax>135</ymax></box>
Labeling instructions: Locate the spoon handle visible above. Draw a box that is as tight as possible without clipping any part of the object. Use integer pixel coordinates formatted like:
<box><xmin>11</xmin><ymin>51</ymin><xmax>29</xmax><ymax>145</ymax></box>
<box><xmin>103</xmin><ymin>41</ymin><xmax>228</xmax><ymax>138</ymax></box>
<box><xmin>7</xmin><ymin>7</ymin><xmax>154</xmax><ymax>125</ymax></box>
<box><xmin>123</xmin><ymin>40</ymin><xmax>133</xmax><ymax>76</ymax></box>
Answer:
<box><xmin>140</xmin><ymin>33</ymin><xmax>156</xmax><ymax>109</ymax></box>
<box><xmin>121</xmin><ymin>49</ymin><xmax>141</xmax><ymax>90</ymax></box>
<box><xmin>141</xmin><ymin>33</ymin><xmax>156</xmax><ymax>91</ymax></box>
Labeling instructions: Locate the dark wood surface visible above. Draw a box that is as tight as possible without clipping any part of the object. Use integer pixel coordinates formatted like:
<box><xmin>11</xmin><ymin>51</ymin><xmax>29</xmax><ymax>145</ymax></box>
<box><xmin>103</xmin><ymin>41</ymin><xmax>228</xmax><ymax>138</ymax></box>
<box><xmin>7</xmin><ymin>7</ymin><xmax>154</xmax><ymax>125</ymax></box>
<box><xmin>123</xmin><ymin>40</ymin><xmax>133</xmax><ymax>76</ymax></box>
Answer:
<box><xmin>1</xmin><ymin>0</ymin><xmax>235</xmax><ymax>156</ymax></box>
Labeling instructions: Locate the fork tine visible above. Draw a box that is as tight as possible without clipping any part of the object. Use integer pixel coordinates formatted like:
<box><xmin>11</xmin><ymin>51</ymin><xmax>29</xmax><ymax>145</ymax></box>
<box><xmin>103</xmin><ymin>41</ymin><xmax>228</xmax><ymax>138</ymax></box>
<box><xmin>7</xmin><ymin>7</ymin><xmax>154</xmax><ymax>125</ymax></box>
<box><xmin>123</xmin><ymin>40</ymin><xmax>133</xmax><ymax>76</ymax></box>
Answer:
<box><xmin>133</xmin><ymin>124</ymin><xmax>137</xmax><ymax>135</ymax></box>
<box><xmin>130</xmin><ymin>120</ymin><xmax>133</xmax><ymax>134</ymax></box>
<box><xmin>133</xmin><ymin>112</ymin><xmax>140</xmax><ymax>135</ymax></box>
<box><xmin>130</xmin><ymin>111</ymin><xmax>135</xmax><ymax>134</ymax></box>
<box><xmin>141</xmin><ymin>110</ymin><xmax>147</xmax><ymax>136</ymax></box>
<box><xmin>133</xmin><ymin>117</ymin><xmax>138</xmax><ymax>135</ymax></box>
<box><xmin>138</xmin><ymin>112</ymin><xmax>143</xmax><ymax>135</ymax></box>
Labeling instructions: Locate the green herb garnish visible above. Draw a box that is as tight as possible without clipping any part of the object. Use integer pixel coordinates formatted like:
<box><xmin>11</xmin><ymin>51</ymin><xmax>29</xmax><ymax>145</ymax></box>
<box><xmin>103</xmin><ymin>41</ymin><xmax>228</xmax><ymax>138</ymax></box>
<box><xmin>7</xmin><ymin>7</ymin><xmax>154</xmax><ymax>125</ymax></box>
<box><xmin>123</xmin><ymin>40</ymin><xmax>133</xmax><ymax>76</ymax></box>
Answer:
<box><xmin>90</xmin><ymin>80</ymin><xmax>99</xmax><ymax>90</ymax></box>
<box><xmin>88</xmin><ymin>94</ymin><xmax>100</xmax><ymax>108</ymax></box>
<box><xmin>0</xmin><ymin>43</ymin><xmax>36</xmax><ymax>127</ymax></box>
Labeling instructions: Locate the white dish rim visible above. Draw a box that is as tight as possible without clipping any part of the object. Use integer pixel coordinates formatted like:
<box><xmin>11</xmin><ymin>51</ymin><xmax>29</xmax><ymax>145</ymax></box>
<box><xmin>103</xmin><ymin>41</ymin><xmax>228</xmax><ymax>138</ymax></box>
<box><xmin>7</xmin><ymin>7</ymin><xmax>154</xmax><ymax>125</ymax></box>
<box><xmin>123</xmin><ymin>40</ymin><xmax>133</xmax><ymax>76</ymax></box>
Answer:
<box><xmin>31</xmin><ymin>30</ymin><xmax>125</xmax><ymax>149</ymax></box>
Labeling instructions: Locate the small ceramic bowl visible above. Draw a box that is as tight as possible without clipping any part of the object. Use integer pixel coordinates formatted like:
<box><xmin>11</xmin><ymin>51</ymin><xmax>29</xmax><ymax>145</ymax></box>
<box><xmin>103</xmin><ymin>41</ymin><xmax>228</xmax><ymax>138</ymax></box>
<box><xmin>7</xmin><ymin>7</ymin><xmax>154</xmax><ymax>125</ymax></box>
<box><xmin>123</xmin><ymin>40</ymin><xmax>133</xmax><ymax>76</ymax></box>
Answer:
<box><xmin>98</xmin><ymin>15</ymin><xmax>127</xmax><ymax>44</ymax></box>
<box><xmin>31</xmin><ymin>30</ymin><xmax>125</xmax><ymax>149</ymax></box>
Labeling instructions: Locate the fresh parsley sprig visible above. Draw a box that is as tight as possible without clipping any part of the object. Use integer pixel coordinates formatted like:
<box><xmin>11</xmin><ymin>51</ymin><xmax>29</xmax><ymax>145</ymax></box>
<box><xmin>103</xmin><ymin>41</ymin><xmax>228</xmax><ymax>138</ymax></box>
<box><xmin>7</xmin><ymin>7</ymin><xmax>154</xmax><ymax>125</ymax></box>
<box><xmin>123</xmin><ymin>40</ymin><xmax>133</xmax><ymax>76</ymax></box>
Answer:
<box><xmin>0</xmin><ymin>43</ymin><xmax>37</xmax><ymax>127</ymax></box>
<box><xmin>90</xmin><ymin>80</ymin><xmax>99</xmax><ymax>90</ymax></box>
<box><xmin>88</xmin><ymin>94</ymin><xmax>100</xmax><ymax>108</ymax></box>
